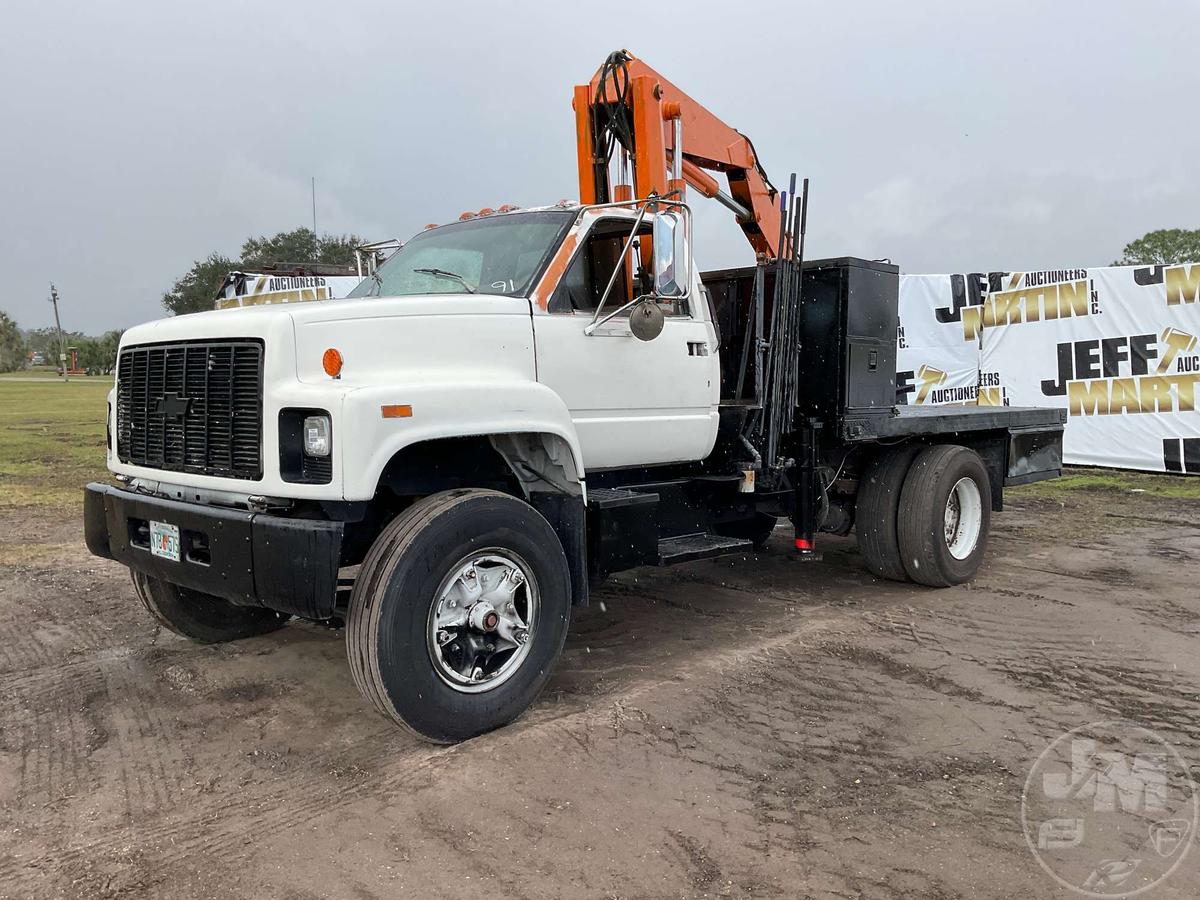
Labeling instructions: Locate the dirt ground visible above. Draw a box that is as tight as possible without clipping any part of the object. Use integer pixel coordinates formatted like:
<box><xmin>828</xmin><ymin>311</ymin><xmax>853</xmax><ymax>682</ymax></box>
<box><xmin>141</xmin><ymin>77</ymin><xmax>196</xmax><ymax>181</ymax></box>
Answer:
<box><xmin>1</xmin><ymin>480</ymin><xmax>1199</xmax><ymax>899</ymax></box>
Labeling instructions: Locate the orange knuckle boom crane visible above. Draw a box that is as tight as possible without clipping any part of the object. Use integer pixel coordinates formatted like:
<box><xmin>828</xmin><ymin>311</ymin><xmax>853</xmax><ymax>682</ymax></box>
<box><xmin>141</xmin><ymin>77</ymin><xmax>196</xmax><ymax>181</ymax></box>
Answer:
<box><xmin>573</xmin><ymin>50</ymin><xmax>785</xmax><ymax>258</ymax></box>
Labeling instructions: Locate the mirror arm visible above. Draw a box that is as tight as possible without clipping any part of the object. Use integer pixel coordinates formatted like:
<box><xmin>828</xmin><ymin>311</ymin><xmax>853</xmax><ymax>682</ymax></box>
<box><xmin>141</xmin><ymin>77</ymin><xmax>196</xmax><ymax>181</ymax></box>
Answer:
<box><xmin>584</xmin><ymin>294</ymin><xmax>653</xmax><ymax>335</ymax></box>
<box><xmin>589</xmin><ymin>203</ymin><xmax>652</xmax><ymax>328</ymax></box>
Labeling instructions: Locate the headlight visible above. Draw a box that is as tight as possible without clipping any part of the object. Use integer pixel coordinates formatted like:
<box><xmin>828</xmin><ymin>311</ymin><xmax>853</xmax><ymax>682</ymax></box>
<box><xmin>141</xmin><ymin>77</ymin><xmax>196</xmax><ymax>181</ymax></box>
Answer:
<box><xmin>303</xmin><ymin>415</ymin><xmax>331</xmax><ymax>457</ymax></box>
<box><xmin>280</xmin><ymin>408</ymin><xmax>332</xmax><ymax>484</ymax></box>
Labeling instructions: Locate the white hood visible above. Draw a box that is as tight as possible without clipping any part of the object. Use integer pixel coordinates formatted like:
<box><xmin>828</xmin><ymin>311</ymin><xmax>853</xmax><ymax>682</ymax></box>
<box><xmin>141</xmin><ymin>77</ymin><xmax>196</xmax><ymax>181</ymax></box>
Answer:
<box><xmin>120</xmin><ymin>292</ymin><xmax>537</xmax><ymax>388</ymax></box>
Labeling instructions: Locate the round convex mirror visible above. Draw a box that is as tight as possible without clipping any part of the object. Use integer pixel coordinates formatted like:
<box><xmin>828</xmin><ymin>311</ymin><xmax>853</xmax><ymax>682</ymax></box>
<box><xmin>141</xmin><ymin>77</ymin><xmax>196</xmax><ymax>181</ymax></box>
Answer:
<box><xmin>630</xmin><ymin>299</ymin><xmax>665</xmax><ymax>341</ymax></box>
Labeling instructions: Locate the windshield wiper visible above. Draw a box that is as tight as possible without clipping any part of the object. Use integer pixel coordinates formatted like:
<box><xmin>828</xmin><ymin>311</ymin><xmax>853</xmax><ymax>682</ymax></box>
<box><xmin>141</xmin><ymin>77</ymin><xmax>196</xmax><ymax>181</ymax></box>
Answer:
<box><xmin>367</xmin><ymin>271</ymin><xmax>383</xmax><ymax>296</ymax></box>
<box><xmin>413</xmin><ymin>267</ymin><xmax>477</xmax><ymax>294</ymax></box>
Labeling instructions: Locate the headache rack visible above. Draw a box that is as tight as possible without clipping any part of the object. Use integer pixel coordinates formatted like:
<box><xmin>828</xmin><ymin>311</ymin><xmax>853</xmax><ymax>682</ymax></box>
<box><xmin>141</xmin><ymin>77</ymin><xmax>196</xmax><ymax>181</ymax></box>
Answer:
<box><xmin>116</xmin><ymin>339</ymin><xmax>264</xmax><ymax>480</ymax></box>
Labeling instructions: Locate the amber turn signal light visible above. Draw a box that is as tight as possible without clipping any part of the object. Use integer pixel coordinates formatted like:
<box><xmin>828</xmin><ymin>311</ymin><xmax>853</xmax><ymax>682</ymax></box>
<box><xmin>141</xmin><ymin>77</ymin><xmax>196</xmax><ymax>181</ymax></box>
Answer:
<box><xmin>381</xmin><ymin>404</ymin><xmax>412</xmax><ymax>419</ymax></box>
<box><xmin>322</xmin><ymin>348</ymin><xmax>343</xmax><ymax>378</ymax></box>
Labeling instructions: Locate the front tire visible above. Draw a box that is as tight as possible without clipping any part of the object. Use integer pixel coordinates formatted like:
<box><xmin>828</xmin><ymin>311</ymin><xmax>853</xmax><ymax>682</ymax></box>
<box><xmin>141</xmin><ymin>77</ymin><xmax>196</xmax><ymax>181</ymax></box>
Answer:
<box><xmin>346</xmin><ymin>489</ymin><xmax>571</xmax><ymax>743</ymax></box>
<box><xmin>131</xmin><ymin>571</ymin><xmax>289</xmax><ymax>643</ymax></box>
<box><xmin>897</xmin><ymin>445</ymin><xmax>991</xmax><ymax>587</ymax></box>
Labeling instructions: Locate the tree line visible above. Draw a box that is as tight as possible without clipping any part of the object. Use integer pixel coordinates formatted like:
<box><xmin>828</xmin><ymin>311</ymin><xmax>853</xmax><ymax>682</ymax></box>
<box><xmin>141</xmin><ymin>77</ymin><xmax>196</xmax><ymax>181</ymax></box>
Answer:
<box><xmin>0</xmin><ymin>317</ymin><xmax>124</xmax><ymax>375</ymax></box>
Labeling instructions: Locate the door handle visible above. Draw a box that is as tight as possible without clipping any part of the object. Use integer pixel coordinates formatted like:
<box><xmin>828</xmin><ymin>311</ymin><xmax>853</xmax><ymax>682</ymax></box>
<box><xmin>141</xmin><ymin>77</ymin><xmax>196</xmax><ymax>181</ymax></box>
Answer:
<box><xmin>687</xmin><ymin>341</ymin><xmax>709</xmax><ymax>357</ymax></box>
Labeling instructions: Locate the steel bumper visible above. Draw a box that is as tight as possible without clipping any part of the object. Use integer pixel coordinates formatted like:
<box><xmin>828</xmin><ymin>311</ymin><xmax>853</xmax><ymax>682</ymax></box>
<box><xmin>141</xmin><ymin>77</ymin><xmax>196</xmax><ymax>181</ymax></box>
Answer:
<box><xmin>84</xmin><ymin>482</ymin><xmax>343</xmax><ymax>619</ymax></box>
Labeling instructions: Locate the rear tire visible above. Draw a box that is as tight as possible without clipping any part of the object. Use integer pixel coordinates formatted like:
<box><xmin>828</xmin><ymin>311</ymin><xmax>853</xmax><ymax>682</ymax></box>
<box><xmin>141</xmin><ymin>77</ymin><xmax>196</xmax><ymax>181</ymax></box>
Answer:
<box><xmin>346</xmin><ymin>489</ymin><xmax>571</xmax><ymax>743</ymax></box>
<box><xmin>131</xmin><ymin>571</ymin><xmax>289</xmax><ymax>643</ymax></box>
<box><xmin>855</xmin><ymin>444</ymin><xmax>922</xmax><ymax>581</ymax></box>
<box><xmin>897</xmin><ymin>445</ymin><xmax>991</xmax><ymax>587</ymax></box>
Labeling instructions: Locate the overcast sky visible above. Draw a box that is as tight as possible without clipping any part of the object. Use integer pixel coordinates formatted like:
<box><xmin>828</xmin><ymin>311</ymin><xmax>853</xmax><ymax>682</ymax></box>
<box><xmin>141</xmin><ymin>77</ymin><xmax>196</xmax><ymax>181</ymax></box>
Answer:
<box><xmin>2</xmin><ymin>0</ymin><xmax>1195</xmax><ymax>334</ymax></box>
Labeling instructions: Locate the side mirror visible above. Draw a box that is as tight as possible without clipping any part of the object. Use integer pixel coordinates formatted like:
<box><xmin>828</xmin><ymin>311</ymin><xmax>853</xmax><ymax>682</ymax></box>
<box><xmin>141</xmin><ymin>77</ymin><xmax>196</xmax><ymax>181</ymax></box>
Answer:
<box><xmin>652</xmin><ymin>210</ymin><xmax>690</xmax><ymax>299</ymax></box>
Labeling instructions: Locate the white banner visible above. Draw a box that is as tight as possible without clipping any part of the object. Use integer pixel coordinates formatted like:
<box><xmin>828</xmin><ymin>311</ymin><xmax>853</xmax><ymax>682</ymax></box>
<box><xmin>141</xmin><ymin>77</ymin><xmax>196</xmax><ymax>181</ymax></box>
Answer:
<box><xmin>978</xmin><ymin>264</ymin><xmax>1200</xmax><ymax>473</ymax></box>
<box><xmin>216</xmin><ymin>272</ymin><xmax>363</xmax><ymax>310</ymax></box>
<box><xmin>896</xmin><ymin>274</ymin><xmax>983</xmax><ymax>406</ymax></box>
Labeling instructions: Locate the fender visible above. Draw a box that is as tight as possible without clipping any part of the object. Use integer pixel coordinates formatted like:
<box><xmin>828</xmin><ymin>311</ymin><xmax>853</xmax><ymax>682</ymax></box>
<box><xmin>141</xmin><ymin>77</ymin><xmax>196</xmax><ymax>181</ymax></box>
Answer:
<box><xmin>339</xmin><ymin>379</ymin><xmax>586</xmax><ymax>502</ymax></box>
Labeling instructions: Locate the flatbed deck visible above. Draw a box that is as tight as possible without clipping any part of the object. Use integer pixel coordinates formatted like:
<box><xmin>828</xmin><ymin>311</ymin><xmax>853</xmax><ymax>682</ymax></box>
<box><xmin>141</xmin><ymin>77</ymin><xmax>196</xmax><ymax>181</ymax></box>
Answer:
<box><xmin>841</xmin><ymin>404</ymin><xmax>1067</xmax><ymax>442</ymax></box>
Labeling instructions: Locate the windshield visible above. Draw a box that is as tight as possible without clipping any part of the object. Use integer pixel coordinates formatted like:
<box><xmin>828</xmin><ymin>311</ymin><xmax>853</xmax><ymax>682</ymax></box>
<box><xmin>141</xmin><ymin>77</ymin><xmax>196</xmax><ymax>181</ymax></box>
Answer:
<box><xmin>348</xmin><ymin>210</ymin><xmax>574</xmax><ymax>299</ymax></box>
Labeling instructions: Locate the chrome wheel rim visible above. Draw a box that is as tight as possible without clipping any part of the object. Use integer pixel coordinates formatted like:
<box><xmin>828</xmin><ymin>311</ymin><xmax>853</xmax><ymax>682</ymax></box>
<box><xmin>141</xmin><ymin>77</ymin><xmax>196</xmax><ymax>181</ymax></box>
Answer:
<box><xmin>944</xmin><ymin>476</ymin><xmax>983</xmax><ymax>560</ymax></box>
<box><xmin>427</xmin><ymin>550</ymin><xmax>537</xmax><ymax>693</ymax></box>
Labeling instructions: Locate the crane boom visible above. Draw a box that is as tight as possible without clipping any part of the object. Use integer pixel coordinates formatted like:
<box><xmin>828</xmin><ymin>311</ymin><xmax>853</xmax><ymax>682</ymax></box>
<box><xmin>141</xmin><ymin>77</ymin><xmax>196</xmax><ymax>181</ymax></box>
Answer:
<box><xmin>574</xmin><ymin>50</ymin><xmax>784</xmax><ymax>257</ymax></box>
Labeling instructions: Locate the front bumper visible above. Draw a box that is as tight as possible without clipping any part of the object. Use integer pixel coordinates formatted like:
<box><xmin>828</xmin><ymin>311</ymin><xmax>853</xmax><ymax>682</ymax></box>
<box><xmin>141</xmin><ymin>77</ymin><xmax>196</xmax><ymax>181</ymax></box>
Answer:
<box><xmin>84</xmin><ymin>483</ymin><xmax>343</xmax><ymax>619</ymax></box>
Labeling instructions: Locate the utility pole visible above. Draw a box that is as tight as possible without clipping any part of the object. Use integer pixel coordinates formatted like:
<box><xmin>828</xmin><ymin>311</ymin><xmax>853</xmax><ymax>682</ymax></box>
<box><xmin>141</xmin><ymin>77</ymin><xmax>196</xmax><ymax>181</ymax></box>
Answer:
<box><xmin>48</xmin><ymin>282</ymin><xmax>68</xmax><ymax>382</ymax></box>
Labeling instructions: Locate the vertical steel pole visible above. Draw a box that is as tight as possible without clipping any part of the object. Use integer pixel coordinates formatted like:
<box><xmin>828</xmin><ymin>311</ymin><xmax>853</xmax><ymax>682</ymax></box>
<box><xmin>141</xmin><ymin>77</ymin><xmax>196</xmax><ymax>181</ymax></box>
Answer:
<box><xmin>793</xmin><ymin>417</ymin><xmax>822</xmax><ymax>557</ymax></box>
<box><xmin>672</xmin><ymin>117</ymin><xmax>682</xmax><ymax>182</ymax></box>
<box><xmin>735</xmin><ymin>265</ymin><xmax>763</xmax><ymax>400</ymax></box>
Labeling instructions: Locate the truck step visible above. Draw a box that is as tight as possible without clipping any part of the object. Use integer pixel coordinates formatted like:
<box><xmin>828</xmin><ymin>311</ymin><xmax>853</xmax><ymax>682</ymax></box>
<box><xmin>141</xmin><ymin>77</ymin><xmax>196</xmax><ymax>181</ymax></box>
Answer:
<box><xmin>588</xmin><ymin>487</ymin><xmax>659</xmax><ymax>509</ymax></box>
<box><xmin>657</xmin><ymin>533</ymin><xmax>752</xmax><ymax>566</ymax></box>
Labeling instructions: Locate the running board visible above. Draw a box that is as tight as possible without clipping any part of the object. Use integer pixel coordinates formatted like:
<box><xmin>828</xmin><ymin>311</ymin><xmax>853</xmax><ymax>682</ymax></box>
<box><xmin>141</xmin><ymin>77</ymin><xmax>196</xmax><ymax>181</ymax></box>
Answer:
<box><xmin>657</xmin><ymin>533</ymin><xmax>752</xmax><ymax>566</ymax></box>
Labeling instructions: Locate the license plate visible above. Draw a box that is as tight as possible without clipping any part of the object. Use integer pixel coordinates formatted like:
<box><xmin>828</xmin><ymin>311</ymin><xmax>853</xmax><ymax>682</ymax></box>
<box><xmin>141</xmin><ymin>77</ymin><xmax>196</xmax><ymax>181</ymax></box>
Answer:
<box><xmin>149</xmin><ymin>520</ymin><xmax>181</xmax><ymax>562</ymax></box>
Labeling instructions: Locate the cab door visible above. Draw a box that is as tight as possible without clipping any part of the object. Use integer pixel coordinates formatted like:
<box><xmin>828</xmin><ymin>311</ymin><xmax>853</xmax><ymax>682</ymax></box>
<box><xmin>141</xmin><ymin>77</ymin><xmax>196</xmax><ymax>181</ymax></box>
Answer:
<box><xmin>532</xmin><ymin>216</ymin><xmax>719</xmax><ymax>471</ymax></box>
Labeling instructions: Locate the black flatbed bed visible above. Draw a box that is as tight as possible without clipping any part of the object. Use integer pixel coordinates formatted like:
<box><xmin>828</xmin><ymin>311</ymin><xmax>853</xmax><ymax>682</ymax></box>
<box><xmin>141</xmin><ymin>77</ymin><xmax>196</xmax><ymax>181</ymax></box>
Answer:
<box><xmin>840</xmin><ymin>404</ymin><xmax>1067</xmax><ymax>442</ymax></box>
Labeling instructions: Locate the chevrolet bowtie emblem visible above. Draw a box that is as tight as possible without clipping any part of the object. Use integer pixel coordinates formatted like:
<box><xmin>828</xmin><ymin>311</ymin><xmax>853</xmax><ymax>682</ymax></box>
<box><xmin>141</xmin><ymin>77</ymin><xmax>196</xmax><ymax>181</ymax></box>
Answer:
<box><xmin>154</xmin><ymin>393</ymin><xmax>192</xmax><ymax>419</ymax></box>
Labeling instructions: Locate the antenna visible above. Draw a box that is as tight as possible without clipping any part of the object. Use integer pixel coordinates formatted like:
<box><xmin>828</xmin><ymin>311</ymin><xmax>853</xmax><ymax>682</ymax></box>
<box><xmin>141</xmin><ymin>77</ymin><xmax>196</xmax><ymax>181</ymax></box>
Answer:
<box><xmin>311</xmin><ymin>177</ymin><xmax>317</xmax><ymax>236</ymax></box>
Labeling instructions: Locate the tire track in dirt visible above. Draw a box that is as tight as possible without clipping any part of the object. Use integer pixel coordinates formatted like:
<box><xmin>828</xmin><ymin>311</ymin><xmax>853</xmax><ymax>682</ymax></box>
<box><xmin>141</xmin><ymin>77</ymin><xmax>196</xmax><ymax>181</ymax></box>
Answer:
<box><xmin>863</xmin><ymin>564</ymin><xmax>1200</xmax><ymax>754</ymax></box>
<box><xmin>0</xmin><ymin>739</ymin><xmax>459</xmax><ymax>898</ymax></box>
<box><xmin>0</xmin><ymin>618</ymin><xmax>855</xmax><ymax>897</ymax></box>
<box><xmin>98</xmin><ymin>657</ymin><xmax>192</xmax><ymax>817</ymax></box>
<box><xmin>0</xmin><ymin>628</ymin><xmax>52</xmax><ymax>677</ymax></box>
<box><xmin>601</xmin><ymin>639</ymin><xmax>1029</xmax><ymax>895</ymax></box>
<box><xmin>3</xmin><ymin>658</ymin><xmax>110</xmax><ymax>811</ymax></box>
<box><xmin>5</xmin><ymin>507</ymin><xmax>1200</xmax><ymax>897</ymax></box>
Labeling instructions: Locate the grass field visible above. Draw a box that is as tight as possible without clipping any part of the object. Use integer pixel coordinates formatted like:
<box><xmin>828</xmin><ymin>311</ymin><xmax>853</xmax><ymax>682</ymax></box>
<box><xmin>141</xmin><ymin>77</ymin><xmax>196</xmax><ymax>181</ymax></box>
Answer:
<box><xmin>0</xmin><ymin>377</ymin><xmax>110</xmax><ymax>510</ymax></box>
<box><xmin>1018</xmin><ymin>466</ymin><xmax>1200</xmax><ymax>500</ymax></box>
<box><xmin>0</xmin><ymin>366</ymin><xmax>110</xmax><ymax>380</ymax></box>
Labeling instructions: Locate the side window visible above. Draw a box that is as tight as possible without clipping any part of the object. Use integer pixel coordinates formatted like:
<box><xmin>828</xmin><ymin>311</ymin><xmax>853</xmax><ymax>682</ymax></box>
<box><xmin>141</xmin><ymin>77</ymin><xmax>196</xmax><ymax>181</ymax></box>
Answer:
<box><xmin>550</xmin><ymin>240</ymin><xmax>594</xmax><ymax>313</ymax></box>
<box><xmin>551</xmin><ymin>219</ymin><xmax>685</xmax><ymax>315</ymax></box>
